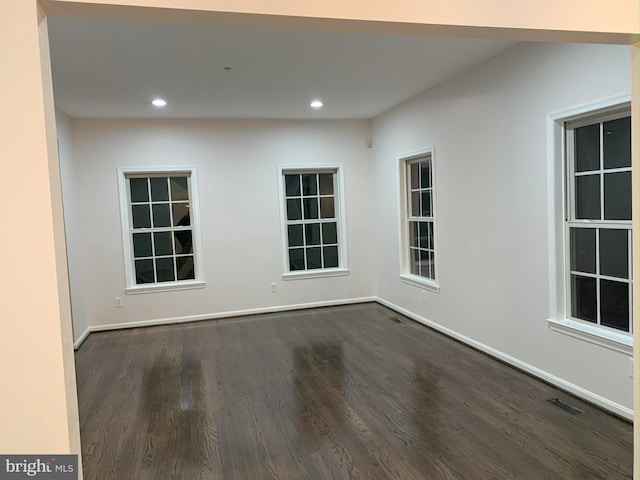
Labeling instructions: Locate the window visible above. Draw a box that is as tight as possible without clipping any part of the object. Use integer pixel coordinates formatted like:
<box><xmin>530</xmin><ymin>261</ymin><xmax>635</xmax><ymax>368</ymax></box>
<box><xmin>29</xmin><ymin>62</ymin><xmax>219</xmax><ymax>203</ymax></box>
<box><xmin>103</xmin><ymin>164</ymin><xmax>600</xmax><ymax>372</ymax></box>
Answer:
<box><xmin>399</xmin><ymin>149</ymin><xmax>439</xmax><ymax>291</ymax></box>
<box><xmin>565</xmin><ymin>109</ymin><xmax>632</xmax><ymax>333</ymax></box>
<box><xmin>118</xmin><ymin>167</ymin><xmax>204</xmax><ymax>292</ymax></box>
<box><xmin>548</xmin><ymin>97</ymin><xmax>633</xmax><ymax>353</ymax></box>
<box><xmin>278</xmin><ymin>165</ymin><xmax>348</xmax><ymax>278</ymax></box>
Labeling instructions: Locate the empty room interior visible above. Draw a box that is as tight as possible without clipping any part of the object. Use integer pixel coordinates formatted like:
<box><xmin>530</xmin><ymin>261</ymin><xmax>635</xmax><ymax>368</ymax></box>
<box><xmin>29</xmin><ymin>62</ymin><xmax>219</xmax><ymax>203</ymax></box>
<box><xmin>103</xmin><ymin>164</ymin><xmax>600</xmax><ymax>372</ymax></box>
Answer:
<box><xmin>12</xmin><ymin>2</ymin><xmax>638</xmax><ymax>478</ymax></box>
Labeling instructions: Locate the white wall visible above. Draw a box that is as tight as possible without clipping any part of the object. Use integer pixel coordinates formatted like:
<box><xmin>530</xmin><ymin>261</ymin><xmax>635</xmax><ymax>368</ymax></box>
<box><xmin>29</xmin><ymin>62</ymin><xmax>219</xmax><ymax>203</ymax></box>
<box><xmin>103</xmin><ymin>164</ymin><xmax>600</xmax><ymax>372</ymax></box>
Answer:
<box><xmin>57</xmin><ymin>108</ymin><xmax>88</xmax><ymax>343</ymax></box>
<box><xmin>371</xmin><ymin>42</ymin><xmax>633</xmax><ymax>413</ymax></box>
<box><xmin>66</xmin><ymin>118</ymin><xmax>376</xmax><ymax>332</ymax></box>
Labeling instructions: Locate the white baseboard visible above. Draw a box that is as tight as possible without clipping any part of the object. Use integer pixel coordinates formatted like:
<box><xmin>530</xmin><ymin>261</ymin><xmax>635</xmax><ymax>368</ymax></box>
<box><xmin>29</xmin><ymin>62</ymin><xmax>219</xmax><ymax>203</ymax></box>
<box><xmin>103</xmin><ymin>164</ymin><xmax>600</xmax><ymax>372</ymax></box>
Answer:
<box><xmin>375</xmin><ymin>298</ymin><xmax>634</xmax><ymax>421</ymax></box>
<box><xmin>73</xmin><ymin>327</ymin><xmax>91</xmax><ymax>350</ymax></box>
<box><xmin>81</xmin><ymin>296</ymin><xmax>377</xmax><ymax>335</ymax></box>
<box><xmin>72</xmin><ymin>295</ymin><xmax>633</xmax><ymax>420</ymax></box>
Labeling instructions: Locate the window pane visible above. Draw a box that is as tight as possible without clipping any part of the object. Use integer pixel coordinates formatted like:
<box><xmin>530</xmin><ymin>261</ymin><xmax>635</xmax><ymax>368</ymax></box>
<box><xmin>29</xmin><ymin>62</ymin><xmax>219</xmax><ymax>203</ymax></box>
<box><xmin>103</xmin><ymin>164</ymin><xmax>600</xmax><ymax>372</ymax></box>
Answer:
<box><xmin>150</xmin><ymin>177</ymin><xmax>169</xmax><ymax>201</ymax></box>
<box><xmin>410</xmin><ymin>163</ymin><xmax>420</xmax><ymax>189</ymax></box>
<box><xmin>600</xmin><ymin>280</ymin><xmax>629</xmax><ymax>331</ymax></box>
<box><xmin>411</xmin><ymin>191</ymin><xmax>420</xmax><ymax>217</ymax></box>
<box><xmin>421</xmin><ymin>191</ymin><xmax>432</xmax><ymax>217</ymax></box>
<box><xmin>603</xmin><ymin>117</ymin><xmax>631</xmax><ymax>169</ymax></box>
<box><xmin>155</xmin><ymin>257</ymin><xmax>175</xmax><ymax>282</ymax></box>
<box><xmin>289</xmin><ymin>248</ymin><xmax>305</xmax><ymax>271</ymax></box>
<box><xmin>599</xmin><ymin>229</ymin><xmax>628</xmax><ymax>278</ymax></box>
<box><xmin>306</xmin><ymin>247</ymin><xmax>322</xmax><ymax>269</ymax></box>
<box><xmin>322</xmin><ymin>222</ymin><xmax>337</xmax><ymax>244</ymax></box>
<box><xmin>132</xmin><ymin>204</ymin><xmax>151</xmax><ymax>229</ymax></box>
<box><xmin>570</xmin><ymin>228</ymin><xmax>596</xmax><ymax>274</ymax></box>
<box><xmin>152</xmin><ymin>203</ymin><xmax>171</xmax><ymax>227</ymax></box>
<box><xmin>172</xmin><ymin>203</ymin><xmax>190</xmax><ymax>226</ymax></box>
<box><xmin>305</xmin><ymin>223</ymin><xmax>321</xmax><ymax>246</ymax></box>
<box><xmin>319</xmin><ymin>174</ymin><xmax>334</xmax><ymax>195</ymax></box>
<box><xmin>427</xmin><ymin>222</ymin><xmax>434</xmax><ymax>250</ymax></box>
<box><xmin>323</xmin><ymin>246</ymin><xmax>339</xmax><ymax>268</ymax></box>
<box><xmin>410</xmin><ymin>248</ymin><xmax>420</xmax><ymax>276</ymax></box>
<box><xmin>174</xmin><ymin>231</ymin><xmax>193</xmax><ymax>254</ymax></box>
<box><xmin>285</xmin><ymin>174</ymin><xmax>300</xmax><ymax>197</ymax></box>
<box><xmin>320</xmin><ymin>197</ymin><xmax>335</xmax><ymax>218</ymax></box>
<box><xmin>135</xmin><ymin>259</ymin><xmax>154</xmax><ymax>284</ymax></box>
<box><xmin>420</xmin><ymin>160</ymin><xmax>431</xmax><ymax>188</ymax></box>
<box><xmin>604</xmin><ymin>171</ymin><xmax>631</xmax><ymax>220</ymax></box>
<box><xmin>286</xmin><ymin>198</ymin><xmax>302</xmax><ymax>221</ymax></box>
<box><xmin>288</xmin><ymin>224</ymin><xmax>303</xmax><ymax>247</ymax></box>
<box><xmin>420</xmin><ymin>250</ymin><xmax>430</xmax><ymax>278</ymax></box>
<box><xmin>303</xmin><ymin>198</ymin><xmax>319</xmax><ymax>219</ymax></box>
<box><xmin>575</xmin><ymin>175</ymin><xmax>600</xmax><ymax>220</ymax></box>
<box><xmin>170</xmin><ymin>176</ymin><xmax>189</xmax><ymax>201</ymax></box>
<box><xmin>302</xmin><ymin>174</ymin><xmax>317</xmax><ymax>196</ymax></box>
<box><xmin>130</xmin><ymin>178</ymin><xmax>149</xmax><ymax>202</ymax></box>
<box><xmin>176</xmin><ymin>256</ymin><xmax>195</xmax><ymax>280</ymax></box>
<box><xmin>418</xmin><ymin>222</ymin><xmax>429</xmax><ymax>249</ymax></box>
<box><xmin>153</xmin><ymin>231</ymin><xmax>173</xmax><ymax>256</ymax></box>
<box><xmin>574</xmin><ymin>123</ymin><xmax>600</xmax><ymax>172</ymax></box>
<box><xmin>409</xmin><ymin>221</ymin><xmax>418</xmax><ymax>248</ymax></box>
<box><xmin>427</xmin><ymin>251</ymin><xmax>435</xmax><ymax>279</ymax></box>
<box><xmin>132</xmin><ymin>233</ymin><xmax>152</xmax><ymax>258</ymax></box>
<box><xmin>571</xmin><ymin>275</ymin><xmax>596</xmax><ymax>323</ymax></box>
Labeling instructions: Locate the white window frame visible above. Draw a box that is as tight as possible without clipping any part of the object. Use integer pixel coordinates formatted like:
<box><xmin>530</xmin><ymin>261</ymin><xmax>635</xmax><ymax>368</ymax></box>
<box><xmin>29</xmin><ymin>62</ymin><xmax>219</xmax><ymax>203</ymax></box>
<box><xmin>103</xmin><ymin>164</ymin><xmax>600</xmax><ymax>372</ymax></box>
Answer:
<box><xmin>117</xmin><ymin>166</ymin><xmax>205</xmax><ymax>294</ymax></box>
<box><xmin>277</xmin><ymin>164</ymin><xmax>349</xmax><ymax>280</ymax></box>
<box><xmin>397</xmin><ymin>147</ymin><xmax>440</xmax><ymax>292</ymax></box>
<box><xmin>546</xmin><ymin>94</ymin><xmax>632</xmax><ymax>354</ymax></box>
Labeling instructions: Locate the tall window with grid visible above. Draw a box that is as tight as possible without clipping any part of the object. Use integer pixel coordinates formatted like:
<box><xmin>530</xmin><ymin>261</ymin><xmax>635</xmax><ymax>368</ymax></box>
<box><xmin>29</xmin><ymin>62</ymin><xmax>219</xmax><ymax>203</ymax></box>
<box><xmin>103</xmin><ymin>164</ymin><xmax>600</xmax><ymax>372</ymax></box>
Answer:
<box><xmin>123</xmin><ymin>172</ymin><xmax>199</xmax><ymax>287</ymax></box>
<box><xmin>406</xmin><ymin>154</ymin><xmax>436</xmax><ymax>281</ymax></box>
<box><xmin>565</xmin><ymin>111</ymin><xmax>632</xmax><ymax>333</ymax></box>
<box><xmin>281</xmin><ymin>169</ymin><xmax>342</xmax><ymax>273</ymax></box>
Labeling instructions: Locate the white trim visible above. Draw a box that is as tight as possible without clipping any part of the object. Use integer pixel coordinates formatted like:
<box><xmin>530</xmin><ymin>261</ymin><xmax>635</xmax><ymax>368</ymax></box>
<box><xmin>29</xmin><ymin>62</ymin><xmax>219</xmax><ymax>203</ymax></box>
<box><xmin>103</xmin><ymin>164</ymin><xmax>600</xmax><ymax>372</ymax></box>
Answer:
<box><xmin>117</xmin><ymin>166</ymin><xmax>205</xmax><ymax>290</ymax></box>
<box><xmin>277</xmin><ymin>164</ymin><xmax>348</xmax><ymax>275</ymax></box>
<box><xmin>376</xmin><ymin>297</ymin><xmax>633</xmax><ymax>420</ymax></box>
<box><xmin>125</xmin><ymin>280</ymin><xmax>206</xmax><ymax>294</ymax></box>
<box><xmin>73</xmin><ymin>327</ymin><xmax>91</xmax><ymax>350</ymax></box>
<box><xmin>398</xmin><ymin>274</ymin><xmax>440</xmax><ymax>293</ymax></box>
<box><xmin>73</xmin><ymin>296</ymin><xmax>632</xmax><ymax>419</ymax></box>
<box><xmin>397</xmin><ymin>147</ymin><xmax>439</xmax><ymax>284</ymax></box>
<box><xmin>547</xmin><ymin>318</ymin><xmax>633</xmax><ymax>355</ymax></box>
<box><xmin>282</xmin><ymin>268</ymin><xmax>350</xmax><ymax>280</ymax></box>
<box><xmin>81</xmin><ymin>297</ymin><xmax>376</xmax><ymax>333</ymax></box>
<box><xmin>546</xmin><ymin>94</ymin><xmax>633</xmax><ymax>344</ymax></box>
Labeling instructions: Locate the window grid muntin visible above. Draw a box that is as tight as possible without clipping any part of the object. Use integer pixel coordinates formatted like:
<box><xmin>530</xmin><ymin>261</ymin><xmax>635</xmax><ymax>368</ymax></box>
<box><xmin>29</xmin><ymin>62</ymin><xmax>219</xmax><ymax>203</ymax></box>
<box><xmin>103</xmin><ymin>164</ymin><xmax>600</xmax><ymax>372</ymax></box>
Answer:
<box><xmin>407</xmin><ymin>155</ymin><xmax>435</xmax><ymax>281</ymax></box>
<box><xmin>128</xmin><ymin>175</ymin><xmax>195</xmax><ymax>284</ymax></box>
<box><xmin>565</xmin><ymin>112</ymin><xmax>632</xmax><ymax>333</ymax></box>
<box><xmin>284</xmin><ymin>171</ymin><xmax>339</xmax><ymax>271</ymax></box>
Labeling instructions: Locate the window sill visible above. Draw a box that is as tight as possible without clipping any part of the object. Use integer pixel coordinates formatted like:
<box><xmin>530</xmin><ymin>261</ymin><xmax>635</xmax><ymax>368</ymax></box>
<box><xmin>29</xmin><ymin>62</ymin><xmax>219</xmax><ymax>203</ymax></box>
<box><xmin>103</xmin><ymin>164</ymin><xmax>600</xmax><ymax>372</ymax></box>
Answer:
<box><xmin>125</xmin><ymin>280</ymin><xmax>206</xmax><ymax>295</ymax></box>
<box><xmin>547</xmin><ymin>318</ymin><xmax>632</xmax><ymax>355</ymax></box>
<box><xmin>282</xmin><ymin>268</ymin><xmax>350</xmax><ymax>281</ymax></box>
<box><xmin>399</xmin><ymin>274</ymin><xmax>440</xmax><ymax>293</ymax></box>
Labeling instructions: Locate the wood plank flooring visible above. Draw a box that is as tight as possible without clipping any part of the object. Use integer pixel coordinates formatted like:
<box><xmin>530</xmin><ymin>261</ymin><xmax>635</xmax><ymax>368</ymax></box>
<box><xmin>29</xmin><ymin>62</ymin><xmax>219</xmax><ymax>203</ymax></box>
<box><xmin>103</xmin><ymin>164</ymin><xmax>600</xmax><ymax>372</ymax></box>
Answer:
<box><xmin>75</xmin><ymin>303</ymin><xmax>633</xmax><ymax>479</ymax></box>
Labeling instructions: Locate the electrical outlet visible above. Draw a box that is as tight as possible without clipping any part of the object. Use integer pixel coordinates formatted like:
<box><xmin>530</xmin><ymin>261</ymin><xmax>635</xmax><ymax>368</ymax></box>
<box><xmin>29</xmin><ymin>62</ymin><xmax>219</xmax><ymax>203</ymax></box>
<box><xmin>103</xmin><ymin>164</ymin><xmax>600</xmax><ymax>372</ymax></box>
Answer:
<box><xmin>422</xmin><ymin>290</ymin><xmax>428</xmax><ymax>302</ymax></box>
<box><xmin>114</xmin><ymin>296</ymin><xmax>123</xmax><ymax>308</ymax></box>
<box><xmin>271</xmin><ymin>282</ymin><xmax>277</xmax><ymax>293</ymax></box>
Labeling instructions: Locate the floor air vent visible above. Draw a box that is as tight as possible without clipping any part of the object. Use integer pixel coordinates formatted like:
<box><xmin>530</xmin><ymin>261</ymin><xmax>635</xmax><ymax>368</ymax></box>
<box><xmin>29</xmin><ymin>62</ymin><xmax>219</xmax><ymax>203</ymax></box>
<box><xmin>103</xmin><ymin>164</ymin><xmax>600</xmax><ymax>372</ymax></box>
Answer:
<box><xmin>390</xmin><ymin>317</ymin><xmax>402</xmax><ymax>324</ymax></box>
<box><xmin>548</xmin><ymin>398</ymin><xmax>583</xmax><ymax>415</ymax></box>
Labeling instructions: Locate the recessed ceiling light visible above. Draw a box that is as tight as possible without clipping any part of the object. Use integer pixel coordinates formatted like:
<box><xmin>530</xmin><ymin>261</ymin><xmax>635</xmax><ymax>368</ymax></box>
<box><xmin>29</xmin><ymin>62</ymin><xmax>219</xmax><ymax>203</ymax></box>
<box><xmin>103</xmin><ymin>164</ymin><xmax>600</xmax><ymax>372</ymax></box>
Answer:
<box><xmin>310</xmin><ymin>100</ymin><xmax>323</xmax><ymax>109</ymax></box>
<box><xmin>152</xmin><ymin>98</ymin><xmax>167</xmax><ymax>107</ymax></box>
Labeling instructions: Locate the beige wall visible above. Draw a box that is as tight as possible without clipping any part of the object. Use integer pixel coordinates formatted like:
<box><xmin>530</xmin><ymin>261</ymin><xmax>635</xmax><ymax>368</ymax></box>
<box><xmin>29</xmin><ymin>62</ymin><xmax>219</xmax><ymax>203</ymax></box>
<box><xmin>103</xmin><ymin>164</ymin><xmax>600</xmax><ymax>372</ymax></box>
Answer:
<box><xmin>0</xmin><ymin>0</ymin><xmax>80</xmax><ymax>455</ymax></box>
<box><xmin>41</xmin><ymin>0</ymin><xmax>639</xmax><ymax>43</ymax></box>
<box><xmin>2</xmin><ymin>0</ymin><xmax>637</xmax><ymax>477</ymax></box>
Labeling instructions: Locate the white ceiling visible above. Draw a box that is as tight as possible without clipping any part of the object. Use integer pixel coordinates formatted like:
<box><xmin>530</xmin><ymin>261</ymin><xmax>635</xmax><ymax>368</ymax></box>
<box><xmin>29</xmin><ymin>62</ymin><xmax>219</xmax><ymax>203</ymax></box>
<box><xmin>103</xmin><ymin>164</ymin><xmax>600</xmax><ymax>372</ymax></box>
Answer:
<box><xmin>47</xmin><ymin>16</ymin><xmax>516</xmax><ymax>119</ymax></box>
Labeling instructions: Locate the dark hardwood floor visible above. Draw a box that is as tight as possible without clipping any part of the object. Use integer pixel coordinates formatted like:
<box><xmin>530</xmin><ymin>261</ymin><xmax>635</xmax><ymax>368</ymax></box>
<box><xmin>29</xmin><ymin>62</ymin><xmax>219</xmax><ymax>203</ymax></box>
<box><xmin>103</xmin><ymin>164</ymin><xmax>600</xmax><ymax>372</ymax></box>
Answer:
<box><xmin>75</xmin><ymin>303</ymin><xmax>633</xmax><ymax>480</ymax></box>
